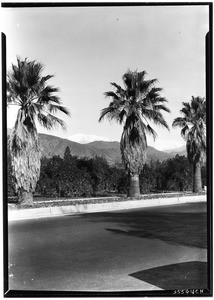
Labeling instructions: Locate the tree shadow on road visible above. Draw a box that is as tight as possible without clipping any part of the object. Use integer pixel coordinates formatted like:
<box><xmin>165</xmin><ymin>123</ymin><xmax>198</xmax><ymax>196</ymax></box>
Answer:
<box><xmin>80</xmin><ymin>203</ymin><xmax>207</xmax><ymax>248</ymax></box>
<box><xmin>129</xmin><ymin>261</ymin><xmax>207</xmax><ymax>290</ymax></box>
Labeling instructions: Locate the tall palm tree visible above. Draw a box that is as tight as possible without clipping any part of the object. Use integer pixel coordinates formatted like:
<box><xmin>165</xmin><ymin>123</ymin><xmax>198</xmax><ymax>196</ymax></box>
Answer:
<box><xmin>7</xmin><ymin>57</ymin><xmax>70</xmax><ymax>205</ymax></box>
<box><xmin>172</xmin><ymin>96</ymin><xmax>206</xmax><ymax>193</ymax></box>
<box><xmin>99</xmin><ymin>70</ymin><xmax>170</xmax><ymax>197</ymax></box>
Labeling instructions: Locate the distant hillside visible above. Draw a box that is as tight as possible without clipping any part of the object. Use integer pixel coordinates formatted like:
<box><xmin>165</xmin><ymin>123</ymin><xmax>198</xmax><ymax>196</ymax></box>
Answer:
<box><xmin>7</xmin><ymin>131</ymin><xmax>184</xmax><ymax>164</ymax></box>
<box><xmin>168</xmin><ymin>149</ymin><xmax>187</xmax><ymax>157</ymax></box>
<box><xmin>37</xmin><ymin>134</ymin><xmax>120</xmax><ymax>164</ymax></box>
<box><xmin>87</xmin><ymin>141</ymin><xmax>120</xmax><ymax>149</ymax></box>
<box><xmin>86</xmin><ymin>140</ymin><xmax>178</xmax><ymax>161</ymax></box>
<box><xmin>38</xmin><ymin>133</ymin><xmax>176</xmax><ymax>164</ymax></box>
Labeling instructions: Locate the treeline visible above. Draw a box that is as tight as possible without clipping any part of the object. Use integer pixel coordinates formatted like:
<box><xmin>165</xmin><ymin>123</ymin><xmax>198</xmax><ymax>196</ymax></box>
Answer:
<box><xmin>8</xmin><ymin>146</ymin><xmax>206</xmax><ymax>198</ymax></box>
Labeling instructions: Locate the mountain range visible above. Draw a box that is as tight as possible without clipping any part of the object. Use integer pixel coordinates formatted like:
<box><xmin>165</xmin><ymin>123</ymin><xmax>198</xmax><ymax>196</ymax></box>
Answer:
<box><xmin>37</xmin><ymin>133</ymin><xmax>187</xmax><ymax>164</ymax></box>
<box><xmin>7</xmin><ymin>130</ymin><xmax>186</xmax><ymax>165</ymax></box>
<box><xmin>67</xmin><ymin>133</ymin><xmax>111</xmax><ymax>144</ymax></box>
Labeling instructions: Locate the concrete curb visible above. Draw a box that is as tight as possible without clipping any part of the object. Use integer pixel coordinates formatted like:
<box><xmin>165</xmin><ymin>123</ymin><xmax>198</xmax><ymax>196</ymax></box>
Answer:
<box><xmin>8</xmin><ymin>195</ymin><xmax>206</xmax><ymax>221</ymax></box>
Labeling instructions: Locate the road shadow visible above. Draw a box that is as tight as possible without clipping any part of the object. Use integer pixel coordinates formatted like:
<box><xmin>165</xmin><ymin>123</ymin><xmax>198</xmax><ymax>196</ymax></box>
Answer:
<box><xmin>129</xmin><ymin>261</ymin><xmax>207</xmax><ymax>290</ymax></box>
<box><xmin>80</xmin><ymin>203</ymin><xmax>207</xmax><ymax>248</ymax></box>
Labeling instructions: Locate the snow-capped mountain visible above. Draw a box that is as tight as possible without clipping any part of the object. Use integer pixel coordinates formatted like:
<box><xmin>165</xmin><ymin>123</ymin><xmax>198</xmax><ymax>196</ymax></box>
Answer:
<box><xmin>163</xmin><ymin>145</ymin><xmax>186</xmax><ymax>154</ymax></box>
<box><xmin>67</xmin><ymin>133</ymin><xmax>112</xmax><ymax>144</ymax></box>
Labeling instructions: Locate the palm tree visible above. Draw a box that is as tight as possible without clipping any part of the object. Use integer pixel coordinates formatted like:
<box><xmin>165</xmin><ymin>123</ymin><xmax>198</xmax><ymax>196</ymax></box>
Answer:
<box><xmin>99</xmin><ymin>70</ymin><xmax>170</xmax><ymax>197</ymax></box>
<box><xmin>7</xmin><ymin>57</ymin><xmax>70</xmax><ymax>205</ymax></box>
<box><xmin>172</xmin><ymin>96</ymin><xmax>206</xmax><ymax>193</ymax></box>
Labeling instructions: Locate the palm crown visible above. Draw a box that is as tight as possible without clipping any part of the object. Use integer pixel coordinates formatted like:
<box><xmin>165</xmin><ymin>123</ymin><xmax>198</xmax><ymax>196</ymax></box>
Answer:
<box><xmin>99</xmin><ymin>70</ymin><xmax>170</xmax><ymax>140</ymax></box>
<box><xmin>7</xmin><ymin>58</ymin><xmax>70</xmax><ymax>141</ymax></box>
<box><xmin>99</xmin><ymin>70</ymin><xmax>170</xmax><ymax>175</ymax></box>
<box><xmin>172</xmin><ymin>96</ymin><xmax>206</xmax><ymax>164</ymax></box>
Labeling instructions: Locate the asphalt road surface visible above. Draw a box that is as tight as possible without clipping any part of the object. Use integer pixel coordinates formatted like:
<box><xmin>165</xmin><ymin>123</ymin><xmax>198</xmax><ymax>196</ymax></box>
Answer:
<box><xmin>8</xmin><ymin>202</ymin><xmax>207</xmax><ymax>292</ymax></box>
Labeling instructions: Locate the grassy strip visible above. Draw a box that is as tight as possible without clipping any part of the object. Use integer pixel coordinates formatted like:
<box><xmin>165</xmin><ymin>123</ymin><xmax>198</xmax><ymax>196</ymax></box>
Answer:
<box><xmin>8</xmin><ymin>192</ymin><xmax>205</xmax><ymax>211</ymax></box>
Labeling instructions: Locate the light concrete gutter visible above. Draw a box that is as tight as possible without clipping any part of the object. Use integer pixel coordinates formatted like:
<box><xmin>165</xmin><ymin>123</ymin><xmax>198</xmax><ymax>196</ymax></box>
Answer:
<box><xmin>8</xmin><ymin>194</ymin><xmax>206</xmax><ymax>221</ymax></box>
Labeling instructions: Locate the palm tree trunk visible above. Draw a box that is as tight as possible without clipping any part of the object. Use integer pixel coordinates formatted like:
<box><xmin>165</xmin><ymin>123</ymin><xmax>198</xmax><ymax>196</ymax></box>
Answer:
<box><xmin>18</xmin><ymin>189</ymin><xmax>33</xmax><ymax>206</ymax></box>
<box><xmin>193</xmin><ymin>162</ymin><xmax>202</xmax><ymax>193</ymax></box>
<box><xmin>128</xmin><ymin>174</ymin><xmax>140</xmax><ymax>198</ymax></box>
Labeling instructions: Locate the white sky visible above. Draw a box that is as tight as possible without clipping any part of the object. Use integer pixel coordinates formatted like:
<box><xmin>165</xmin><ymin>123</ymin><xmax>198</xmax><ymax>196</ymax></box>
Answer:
<box><xmin>1</xmin><ymin>5</ymin><xmax>209</xmax><ymax>150</ymax></box>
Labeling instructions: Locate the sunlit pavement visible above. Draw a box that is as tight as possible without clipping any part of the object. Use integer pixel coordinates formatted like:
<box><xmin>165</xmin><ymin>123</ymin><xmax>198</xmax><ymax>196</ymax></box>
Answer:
<box><xmin>8</xmin><ymin>202</ymin><xmax>207</xmax><ymax>291</ymax></box>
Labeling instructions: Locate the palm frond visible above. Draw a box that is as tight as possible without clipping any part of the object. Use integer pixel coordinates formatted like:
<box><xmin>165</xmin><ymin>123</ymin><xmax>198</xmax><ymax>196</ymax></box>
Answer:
<box><xmin>38</xmin><ymin>94</ymin><xmax>61</xmax><ymax>105</ymax></box>
<box><xmin>104</xmin><ymin>91</ymin><xmax>120</xmax><ymax>101</ymax></box>
<box><xmin>110</xmin><ymin>82</ymin><xmax>124</xmax><ymax>93</ymax></box>
<box><xmin>48</xmin><ymin>104</ymin><xmax>70</xmax><ymax>116</ymax></box>
<box><xmin>40</xmin><ymin>85</ymin><xmax>60</xmax><ymax>96</ymax></box>
<box><xmin>180</xmin><ymin>102</ymin><xmax>191</xmax><ymax>117</ymax></box>
<box><xmin>118</xmin><ymin>109</ymin><xmax>127</xmax><ymax>124</ymax></box>
<box><xmin>149</xmin><ymin>87</ymin><xmax>163</xmax><ymax>95</ymax></box>
<box><xmin>153</xmin><ymin>104</ymin><xmax>171</xmax><ymax>113</ymax></box>
<box><xmin>142</xmin><ymin>108</ymin><xmax>170</xmax><ymax>130</ymax></box>
<box><xmin>40</xmin><ymin>75</ymin><xmax>54</xmax><ymax>85</ymax></box>
<box><xmin>172</xmin><ymin>117</ymin><xmax>187</xmax><ymax>128</ymax></box>
<box><xmin>139</xmin><ymin>79</ymin><xmax>157</xmax><ymax>93</ymax></box>
<box><xmin>153</xmin><ymin>114</ymin><xmax>169</xmax><ymax>130</ymax></box>
<box><xmin>137</xmin><ymin>70</ymin><xmax>147</xmax><ymax>81</ymax></box>
<box><xmin>122</xmin><ymin>70</ymin><xmax>136</xmax><ymax>90</ymax></box>
<box><xmin>99</xmin><ymin>105</ymin><xmax>121</xmax><ymax>123</ymax></box>
<box><xmin>145</xmin><ymin>124</ymin><xmax>157</xmax><ymax>140</ymax></box>
<box><xmin>180</xmin><ymin>125</ymin><xmax>189</xmax><ymax>139</ymax></box>
<box><xmin>37</xmin><ymin>113</ymin><xmax>67</xmax><ymax>130</ymax></box>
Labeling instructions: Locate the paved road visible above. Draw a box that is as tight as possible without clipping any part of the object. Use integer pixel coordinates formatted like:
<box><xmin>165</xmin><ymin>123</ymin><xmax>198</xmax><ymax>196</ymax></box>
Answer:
<box><xmin>8</xmin><ymin>202</ymin><xmax>207</xmax><ymax>292</ymax></box>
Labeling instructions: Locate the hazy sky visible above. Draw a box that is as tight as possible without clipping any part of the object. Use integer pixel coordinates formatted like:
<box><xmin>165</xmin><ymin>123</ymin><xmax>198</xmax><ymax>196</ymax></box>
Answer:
<box><xmin>2</xmin><ymin>5</ymin><xmax>209</xmax><ymax>150</ymax></box>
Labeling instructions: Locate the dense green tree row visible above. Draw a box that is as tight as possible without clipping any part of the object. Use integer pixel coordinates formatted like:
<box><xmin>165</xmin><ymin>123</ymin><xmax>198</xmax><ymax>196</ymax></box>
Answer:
<box><xmin>7</xmin><ymin>146</ymin><xmax>206</xmax><ymax>199</ymax></box>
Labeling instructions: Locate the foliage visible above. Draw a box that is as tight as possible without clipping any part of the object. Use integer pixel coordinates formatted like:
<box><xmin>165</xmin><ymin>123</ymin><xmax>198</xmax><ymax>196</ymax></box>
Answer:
<box><xmin>139</xmin><ymin>159</ymin><xmax>160</xmax><ymax>193</ymax></box>
<box><xmin>8</xmin><ymin>146</ymin><xmax>207</xmax><ymax>200</ymax></box>
<box><xmin>157</xmin><ymin>155</ymin><xmax>193</xmax><ymax>191</ymax></box>
<box><xmin>36</xmin><ymin>153</ymin><xmax>116</xmax><ymax>198</ymax></box>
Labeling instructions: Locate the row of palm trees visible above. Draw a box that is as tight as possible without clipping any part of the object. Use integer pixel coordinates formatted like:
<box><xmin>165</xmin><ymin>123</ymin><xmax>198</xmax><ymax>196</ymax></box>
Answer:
<box><xmin>7</xmin><ymin>58</ymin><xmax>206</xmax><ymax>205</ymax></box>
